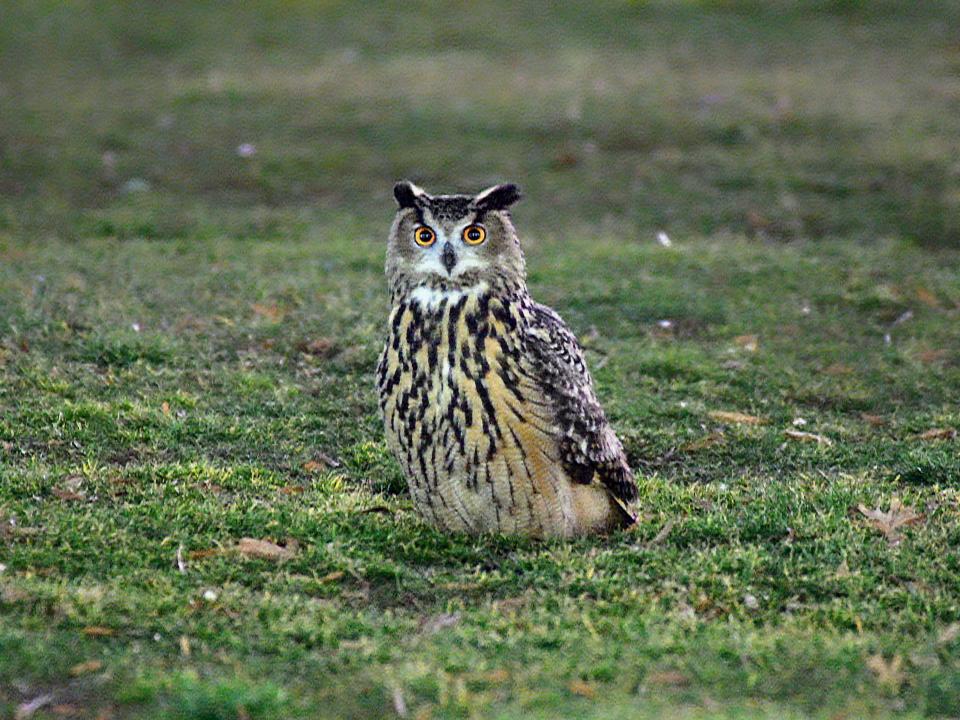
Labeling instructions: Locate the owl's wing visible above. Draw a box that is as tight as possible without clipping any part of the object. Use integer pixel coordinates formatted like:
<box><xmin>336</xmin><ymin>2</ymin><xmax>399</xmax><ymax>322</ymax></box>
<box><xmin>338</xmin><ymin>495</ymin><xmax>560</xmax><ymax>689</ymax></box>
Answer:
<box><xmin>521</xmin><ymin>302</ymin><xmax>638</xmax><ymax>507</ymax></box>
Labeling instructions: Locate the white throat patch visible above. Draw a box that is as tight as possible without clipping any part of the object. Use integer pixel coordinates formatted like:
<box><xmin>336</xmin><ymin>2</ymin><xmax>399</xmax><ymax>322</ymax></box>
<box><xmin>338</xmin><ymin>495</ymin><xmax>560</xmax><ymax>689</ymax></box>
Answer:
<box><xmin>408</xmin><ymin>281</ymin><xmax>489</xmax><ymax>311</ymax></box>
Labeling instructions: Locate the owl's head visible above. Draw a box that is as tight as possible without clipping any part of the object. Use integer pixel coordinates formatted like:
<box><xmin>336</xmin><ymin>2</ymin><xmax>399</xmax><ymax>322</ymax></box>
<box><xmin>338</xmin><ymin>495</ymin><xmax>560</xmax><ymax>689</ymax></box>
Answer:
<box><xmin>385</xmin><ymin>181</ymin><xmax>524</xmax><ymax>299</ymax></box>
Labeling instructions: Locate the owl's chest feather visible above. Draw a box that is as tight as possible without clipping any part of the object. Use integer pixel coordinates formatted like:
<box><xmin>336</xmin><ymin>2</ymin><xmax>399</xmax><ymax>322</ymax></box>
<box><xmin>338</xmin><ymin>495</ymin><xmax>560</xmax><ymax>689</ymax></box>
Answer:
<box><xmin>378</xmin><ymin>290</ymin><xmax>527</xmax><ymax>450</ymax></box>
<box><xmin>377</xmin><ymin>288</ymin><xmax>626</xmax><ymax>537</ymax></box>
<box><xmin>378</xmin><ymin>286</ymin><xmax>562</xmax><ymax>508</ymax></box>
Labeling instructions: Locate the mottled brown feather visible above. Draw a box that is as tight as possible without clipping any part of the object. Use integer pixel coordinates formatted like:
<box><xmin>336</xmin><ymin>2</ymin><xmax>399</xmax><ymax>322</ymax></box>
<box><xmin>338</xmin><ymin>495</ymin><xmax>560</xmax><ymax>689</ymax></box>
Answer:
<box><xmin>378</xmin><ymin>184</ymin><xmax>636</xmax><ymax>537</ymax></box>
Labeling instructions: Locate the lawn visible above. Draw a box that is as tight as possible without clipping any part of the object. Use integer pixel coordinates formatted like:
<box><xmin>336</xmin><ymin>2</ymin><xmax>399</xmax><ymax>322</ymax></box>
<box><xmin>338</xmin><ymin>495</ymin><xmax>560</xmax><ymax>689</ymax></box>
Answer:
<box><xmin>2</xmin><ymin>1</ymin><xmax>960</xmax><ymax>718</ymax></box>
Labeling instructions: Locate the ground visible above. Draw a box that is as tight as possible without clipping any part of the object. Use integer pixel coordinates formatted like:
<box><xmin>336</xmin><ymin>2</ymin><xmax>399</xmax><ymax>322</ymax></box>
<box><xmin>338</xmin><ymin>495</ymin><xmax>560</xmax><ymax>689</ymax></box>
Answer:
<box><xmin>1</xmin><ymin>1</ymin><xmax>960</xmax><ymax>718</ymax></box>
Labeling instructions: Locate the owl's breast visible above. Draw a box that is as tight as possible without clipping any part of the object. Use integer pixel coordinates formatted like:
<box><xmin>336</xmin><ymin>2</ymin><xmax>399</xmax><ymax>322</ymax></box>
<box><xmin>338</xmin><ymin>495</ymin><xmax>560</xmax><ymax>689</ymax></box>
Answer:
<box><xmin>377</xmin><ymin>288</ymin><xmax>576</xmax><ymax>535</ymax></box>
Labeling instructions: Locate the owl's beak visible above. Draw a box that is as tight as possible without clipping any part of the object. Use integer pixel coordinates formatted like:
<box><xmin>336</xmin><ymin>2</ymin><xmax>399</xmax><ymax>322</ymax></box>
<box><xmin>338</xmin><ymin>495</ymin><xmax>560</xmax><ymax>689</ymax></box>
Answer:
<box><xmin>441</xmin><ymin>243</ymin><xmax>457</xmax><ymax>273</ymax></box>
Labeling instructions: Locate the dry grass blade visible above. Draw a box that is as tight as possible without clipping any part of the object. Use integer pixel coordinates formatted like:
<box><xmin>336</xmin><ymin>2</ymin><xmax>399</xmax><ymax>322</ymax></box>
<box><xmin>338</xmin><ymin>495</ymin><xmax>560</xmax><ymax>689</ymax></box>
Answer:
<box><xmin>646</xmin><ymin>518</ymin><xmax>677</xmax><ymax>548</ymax></box>
<box><xmin>81</xmin><ymin>626</ymin><xmax>116</xmax><ymax>637</ymax></box>
<box><xmin>69</xmin><ymin>660</ymin><xmax>103</xmax><ymax>677</ymax></box>
<box><xmin>646</xmin><ymin>670</ymin><xmax>690</xmax><ymax>687</ymax></box>
<box><xmin>784</xmin><ymin>429</ymin><xmax>833</xmax><ymax>445</ymax></box>
<box><xmin>568</xmin><ymin>679</ymin><xmax>596</xmax><ymax>698</ymax></box>
<box><xmin>708</xmin><ymin>410</ymin><xmax>764</xmax><ymax>425</ymax></box>
<box><xmin>250</xmin><ymin>302</ymin><xmax>285</xmax><ymax>321</ymax></box>
<box><xmin>299</xmin><ymin>337</ymin><xmax>337</xmax><ymax>357</ymax></box>
<box><xmin>235</xmin><ymin>537</ymin><xmax>299</xmax><ymax>562</ymax></box>
<box><xmin>358</xmin><ymin>505</ymin><xmax>393</xmax><ymax>515</ymax></box>
<box><xmin>913</xmin><ymin>428</ymin><xmax>956</xmax><ymax>441</ymax></box>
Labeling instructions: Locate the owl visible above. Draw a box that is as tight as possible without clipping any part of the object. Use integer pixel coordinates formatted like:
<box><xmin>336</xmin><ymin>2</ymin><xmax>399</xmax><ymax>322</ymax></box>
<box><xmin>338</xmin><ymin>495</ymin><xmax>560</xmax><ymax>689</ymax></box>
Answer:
<box><xmin>376</xmin><ymin>181</ymin><xmax>637</xmax><ymax>537</ymax></box>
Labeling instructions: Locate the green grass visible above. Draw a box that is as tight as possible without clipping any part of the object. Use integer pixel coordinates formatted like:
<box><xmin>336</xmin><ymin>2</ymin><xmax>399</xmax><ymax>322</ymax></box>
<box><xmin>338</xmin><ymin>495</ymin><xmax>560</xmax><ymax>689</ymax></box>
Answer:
<box><xmin>2</xmin><ymin>1</ymin><xmax>960</xmax><ymax>718</ymax></box>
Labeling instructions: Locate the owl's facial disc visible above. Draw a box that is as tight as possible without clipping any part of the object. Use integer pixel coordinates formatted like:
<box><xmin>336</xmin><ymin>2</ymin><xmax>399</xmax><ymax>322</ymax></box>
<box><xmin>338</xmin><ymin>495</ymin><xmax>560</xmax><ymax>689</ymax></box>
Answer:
<box><xmin>388</xmin><ymin>182</ymin><xmax>525</xmax><ymax>296</ymax></box>
<box><xmin>410</xmin><ymin>216</ymin><xmax>487</xmax><ymax>279</ymax></box>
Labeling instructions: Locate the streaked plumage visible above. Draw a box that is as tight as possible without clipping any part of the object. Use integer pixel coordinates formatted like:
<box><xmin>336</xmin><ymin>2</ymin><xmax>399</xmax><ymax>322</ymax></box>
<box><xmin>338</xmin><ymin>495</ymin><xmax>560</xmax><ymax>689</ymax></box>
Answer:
<box><xmin>377</xmin><ymin>181</ymin><xmax>636</xmax><ymax>537</ymax></box>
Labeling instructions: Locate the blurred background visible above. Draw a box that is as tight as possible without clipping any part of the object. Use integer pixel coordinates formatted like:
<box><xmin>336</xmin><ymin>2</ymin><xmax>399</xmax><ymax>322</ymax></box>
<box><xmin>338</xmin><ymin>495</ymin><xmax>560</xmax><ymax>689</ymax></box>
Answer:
<box><xmin>2</xmin><ymin>0</ymin><xmax>959</xmax><ymax>248</ymax></box>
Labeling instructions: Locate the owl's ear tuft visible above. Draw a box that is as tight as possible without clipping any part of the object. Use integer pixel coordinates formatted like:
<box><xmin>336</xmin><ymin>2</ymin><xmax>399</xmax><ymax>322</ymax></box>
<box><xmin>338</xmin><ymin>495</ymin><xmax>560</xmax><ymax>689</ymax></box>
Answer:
<box><xmin>394</xmin><ymin>180</ymin><xmax>427</xmax><ymax>209</ymax></box>
<box><xmin>473</xmin><ymin>183</ymin><xmax>522</xmax><ymax>212</ymax></box>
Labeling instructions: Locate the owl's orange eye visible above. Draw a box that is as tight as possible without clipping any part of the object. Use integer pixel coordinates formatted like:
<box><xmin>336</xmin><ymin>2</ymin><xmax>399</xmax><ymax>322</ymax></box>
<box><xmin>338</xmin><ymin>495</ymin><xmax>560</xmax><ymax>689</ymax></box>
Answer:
<box><xmin>462</xmin><ymin>224</ymin><xmax>486</xmax><ymax>245</ymax></box>
<box><xmin>414</xmin><ymin>226</ymin><xmax>436</xmax><ymax>247</ymax></box>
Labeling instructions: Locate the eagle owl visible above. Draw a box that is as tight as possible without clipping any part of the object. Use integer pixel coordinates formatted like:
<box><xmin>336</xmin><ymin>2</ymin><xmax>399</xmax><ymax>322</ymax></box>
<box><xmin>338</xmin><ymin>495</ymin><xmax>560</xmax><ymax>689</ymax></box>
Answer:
<box><xmin>376</xmin><ymin>181</ymin><xmax>637</xmax><ymax>537</ymax></box>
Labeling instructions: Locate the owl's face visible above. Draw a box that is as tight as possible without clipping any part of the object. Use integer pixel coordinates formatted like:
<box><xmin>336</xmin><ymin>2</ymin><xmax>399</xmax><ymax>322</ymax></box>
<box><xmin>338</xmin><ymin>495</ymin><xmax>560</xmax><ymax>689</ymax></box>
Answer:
<box><xmin>385</xmin><ymin>181</ymin><xmax>525</xmax><ymax>299</ymax></box>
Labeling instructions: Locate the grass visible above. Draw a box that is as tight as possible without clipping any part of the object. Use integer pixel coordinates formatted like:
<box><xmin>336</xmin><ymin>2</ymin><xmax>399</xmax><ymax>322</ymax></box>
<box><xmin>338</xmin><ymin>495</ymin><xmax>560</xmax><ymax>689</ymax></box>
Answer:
<box><xmin>2</xmin><ymin>1</ymin><xmax>960</xmax><ymax>717</ymax></box>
